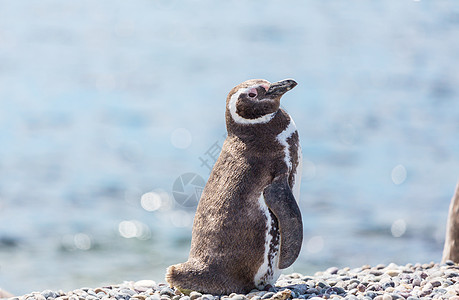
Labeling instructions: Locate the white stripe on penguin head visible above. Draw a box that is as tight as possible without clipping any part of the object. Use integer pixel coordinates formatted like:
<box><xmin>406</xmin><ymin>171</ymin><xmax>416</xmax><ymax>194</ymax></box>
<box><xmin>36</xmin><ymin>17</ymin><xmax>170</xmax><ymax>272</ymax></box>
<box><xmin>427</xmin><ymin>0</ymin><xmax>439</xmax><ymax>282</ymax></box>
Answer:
<box><xmin>228</xmin><ymin>87</ymin><xmax>276</xmax><ymax>125</ymax></box>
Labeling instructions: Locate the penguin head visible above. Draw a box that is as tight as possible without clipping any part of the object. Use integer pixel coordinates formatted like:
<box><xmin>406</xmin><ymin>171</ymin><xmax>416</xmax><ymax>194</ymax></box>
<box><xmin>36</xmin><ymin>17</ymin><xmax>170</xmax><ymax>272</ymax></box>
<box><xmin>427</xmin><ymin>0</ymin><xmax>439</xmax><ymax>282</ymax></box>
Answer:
<box><xmin>226</xmin><ymin>79</ymin><xmax>297</xmax><ymax>125</ymax></box>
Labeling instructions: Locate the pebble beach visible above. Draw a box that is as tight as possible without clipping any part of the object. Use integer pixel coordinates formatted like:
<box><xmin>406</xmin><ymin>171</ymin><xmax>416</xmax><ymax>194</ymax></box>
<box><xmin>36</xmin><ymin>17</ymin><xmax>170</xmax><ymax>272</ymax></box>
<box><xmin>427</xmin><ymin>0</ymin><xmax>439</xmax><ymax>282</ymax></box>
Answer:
<box><xmin>10</xmin><ymin>262</ymin><xmax>459</xmax><ymax>300</ymax></box>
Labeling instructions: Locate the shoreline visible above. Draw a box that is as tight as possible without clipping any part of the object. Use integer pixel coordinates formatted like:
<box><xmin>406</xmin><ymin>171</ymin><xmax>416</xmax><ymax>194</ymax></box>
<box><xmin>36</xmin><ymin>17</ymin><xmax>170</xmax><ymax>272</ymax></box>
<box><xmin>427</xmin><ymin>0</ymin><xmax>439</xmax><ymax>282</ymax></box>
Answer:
<box><xmin>8</xmin><ymin>262</ymin><xmax>459</xmax><ymax>300</ymax></box>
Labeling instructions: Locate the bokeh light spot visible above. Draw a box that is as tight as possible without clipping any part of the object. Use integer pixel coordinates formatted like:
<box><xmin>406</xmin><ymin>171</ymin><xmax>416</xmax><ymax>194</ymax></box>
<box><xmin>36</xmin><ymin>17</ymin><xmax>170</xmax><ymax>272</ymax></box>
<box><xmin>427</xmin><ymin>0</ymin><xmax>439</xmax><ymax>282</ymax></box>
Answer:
<box><xmin>74</xmin><ymin>233</ymin><xmax>91</xmax><ymax>250</ymax></box>
<box><xmin>141</xmin><ymin>192</ymin><xmax>162</xmax><ymax>211</ymax></box>
<box><xmin>170</xmin><ymin>210</ymin><xmax>194</xmax><ymax>228</ymax></box>
<box><xmin>306</xmin><ymin>235</ymin><xmax>324</xmax><ymax>253</ymax></box>
<box><xmin>171</xmin><ymin>128</ymin><xmax>192</xmax><ymax>149</ymax></box>
<box><xmin>391</xmin><ymin>164</ymin><xmax>407</xmax><ymax>185</ymax></box>
<box><xmin>118</xmin><ymin>220</ymin><xmax>151</xmax><ymax>240</ymax></box>
<box><xmin>391</xmin><ymin>219</ymin><xmax>407</xmax><ymax>238</ymax></box>
<box><xmin>302</xmin><ymin>159</ymin><xmax>316</xmax><ymax>181</ymax></box>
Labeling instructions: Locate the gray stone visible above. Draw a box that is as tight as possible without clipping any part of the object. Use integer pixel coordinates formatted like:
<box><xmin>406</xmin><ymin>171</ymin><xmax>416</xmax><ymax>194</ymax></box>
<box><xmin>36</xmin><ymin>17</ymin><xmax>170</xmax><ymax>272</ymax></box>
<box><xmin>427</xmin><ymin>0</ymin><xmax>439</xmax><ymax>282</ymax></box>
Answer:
<box><xmin>412</xmin><ymin>279</ymin><xmax>421</xmax><ymax>287</ymax></box>
<box><xmin>357</xmin><ymin>284</ymin><xmax>366</xmax><ymax>292</ymax></box>
<box><xmin>382</xmin><ymin>281</ymin><xmax>394</xmax><ymax>290</ymax></box>
<box><xmin>301</xmin><ymin>276</ymin><xmax>315</xmax><ymax>281</ymax></box>
<box><xmin>430</xmin><ymin>280</ymin><xmax>441</xmax><ymax>287</ymax></box>
<box><xmin>366</xmin><ymin>284</ymin><xmax>382</xmax><ymax>291</ymax></box>
<box><xmin>41</xmin><ymin>290</ymin><xmax>59</xmax><ymax>299</ymax></box>
<box><xmin>434</xmin><ymin>288</ymin><xmax>447</xmax><ymax>294</ymax></box>
<box><xmin>32</xmin><ymin>294</ymin><xmax>46</xmax><ymax>300</ymax></box>
<box><xmin>370</xmin><ymin>271</ymin><xmax>383</xmax><ymax>276</ymax></box>
<box><xmin>261</xmin><ymin>292</ymin><xmax>274</xmax><ymax>299</ymax></box>
<box><xmin>328</xmin><ymin>280</ymin><xmax>338</xmax><ymax>287</ymax></box>
<box><xmin>291</xmin><ymin>284</ymin><xmax>308</xmax><ymax>294</ymax></box>
<box><xmin>160</xmin><ymin>288</ymin><xmax>175</xmax><ymax>297</ymax></box>
<box><xmin>364</xmin><ymin>291</ymin><xmax>378</xmax><ymax>299</ymax></box>
<box><xmin>190</xmin><ymin>292</ymin><xmax>202</xmax><ymax>300</ymax></box>
<box><xmin>327</xmin><ymin>267</ymin><xmax>339</xmax><ymax>275</ymax></box>
<box><xmin>325</xmin><ymin>287</ymin><xmax>345</xmax><ymax>295</ymax></box>
<box><xmin>385</xmin><ymin>270</ymin><xmax>400</xmax><ymax>277</ymax></box>
<box><xmin>306</xmin><ymin>288</ymin><xmax>319</xmax><ymax>295</ymax></box>
<box><xmin>120</xmin><ymin>289</ymin><xmax>136</xmax><ymax>296</ymax></box>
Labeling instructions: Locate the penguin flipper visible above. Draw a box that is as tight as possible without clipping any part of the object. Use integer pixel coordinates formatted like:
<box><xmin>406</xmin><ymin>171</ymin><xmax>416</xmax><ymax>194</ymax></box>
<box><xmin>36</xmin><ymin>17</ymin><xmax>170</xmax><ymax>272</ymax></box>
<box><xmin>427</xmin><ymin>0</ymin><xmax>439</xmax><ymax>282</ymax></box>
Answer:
<box><xmin>263</xmin><ymin>173</ymin><xmax>303</xmax><ymax>269</ymax></box>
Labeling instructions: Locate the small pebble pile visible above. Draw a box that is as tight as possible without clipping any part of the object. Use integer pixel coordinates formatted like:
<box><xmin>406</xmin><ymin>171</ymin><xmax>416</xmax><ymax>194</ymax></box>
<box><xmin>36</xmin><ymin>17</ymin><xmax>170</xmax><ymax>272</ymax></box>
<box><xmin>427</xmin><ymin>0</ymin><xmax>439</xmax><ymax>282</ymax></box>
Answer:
<box><xmin>10</xmin><ymin>262</ymin><xmax>459</xmax><ymax>300</ymax></box>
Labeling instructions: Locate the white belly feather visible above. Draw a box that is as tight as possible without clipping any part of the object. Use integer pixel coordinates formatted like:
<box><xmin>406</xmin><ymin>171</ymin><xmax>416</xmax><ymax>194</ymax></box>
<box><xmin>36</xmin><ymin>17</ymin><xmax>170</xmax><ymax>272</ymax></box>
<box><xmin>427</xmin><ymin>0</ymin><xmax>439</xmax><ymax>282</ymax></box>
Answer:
<box><xmin>254</xmin><ymin>117</ymin><xmax>302</xmax><ymax>287</ymax></box>
<box><xmin>292</xmin><ymin>148</ymin><xmax>302</xmax><ymax>203</ymax></box>
<box><xmin>253</xmin><ymin>194</ymin><xmax>280</xmax><ymax>288</ymax></box>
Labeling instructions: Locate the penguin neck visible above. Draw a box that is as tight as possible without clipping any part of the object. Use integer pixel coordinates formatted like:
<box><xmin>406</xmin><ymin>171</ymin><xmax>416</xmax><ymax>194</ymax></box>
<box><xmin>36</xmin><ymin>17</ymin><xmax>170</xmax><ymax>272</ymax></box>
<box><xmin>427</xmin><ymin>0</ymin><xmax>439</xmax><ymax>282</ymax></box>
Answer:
<box><xmin>225</xmin><ymin>108</ymin><xmax>291</xmax><ymax>148</ymax></box>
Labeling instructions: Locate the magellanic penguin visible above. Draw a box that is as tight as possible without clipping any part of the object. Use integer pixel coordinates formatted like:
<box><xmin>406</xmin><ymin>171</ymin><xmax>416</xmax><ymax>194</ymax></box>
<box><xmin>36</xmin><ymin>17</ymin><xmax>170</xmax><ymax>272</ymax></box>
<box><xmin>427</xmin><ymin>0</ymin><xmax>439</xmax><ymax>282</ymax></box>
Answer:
<box><xmin>166</xmin><ymin>79</ymin><xmax>303</xmax><ymax>295</ymax></box>
<box><xmin>442</xmin><ymin>179</ymin><xmax>459</xmax><ymax>263</ymax></box>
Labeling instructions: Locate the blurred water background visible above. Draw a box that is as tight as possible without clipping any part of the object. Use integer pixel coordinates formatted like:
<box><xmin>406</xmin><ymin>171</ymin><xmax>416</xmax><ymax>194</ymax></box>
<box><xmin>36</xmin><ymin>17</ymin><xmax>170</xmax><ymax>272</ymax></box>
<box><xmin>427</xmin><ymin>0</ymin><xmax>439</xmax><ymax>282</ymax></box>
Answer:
<box><xmin>1</xmin><ymin>0</ymin><xmax>459</xmax><ymax>296</ymax></box>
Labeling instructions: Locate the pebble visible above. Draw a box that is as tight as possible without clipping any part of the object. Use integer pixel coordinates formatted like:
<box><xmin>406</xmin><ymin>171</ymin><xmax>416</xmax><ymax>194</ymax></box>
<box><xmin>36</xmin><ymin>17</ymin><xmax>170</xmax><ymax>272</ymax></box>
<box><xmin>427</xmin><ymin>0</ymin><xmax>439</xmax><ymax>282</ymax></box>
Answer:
<box><xmin>326</xmin><ymin>267</ymin><xmax>339</xmax><ymax>275</ymax></box>
<box><xmin>430</xmin><ymin>280</ymin><xmax>441</xmax><ymax>287</ymax></box>
<box><xmin>271</xmin><ymin>290</ymin><xmax>290</xmax><ymax>300</ymax></box>
<box><xmin>13</xmin><ymin>262</ymin><xmax>459</xmax><ymax>300</ymax></box>
<box><xmin>160</xmin><ymin>288</ymin><xmax>175</xmax><ymax>297</ymax></box>
<box><xmin>189</xmin><ymin>292</ymin><xmax>202</xmax><ymax>300</ymax></box>
<box><xmin>42</xmin><ymin>290</ymin><xmax>59</xmax><ymax>299</ymax></box>
<box><xmin>385</xmin><ymin>270</ymin><xmax>400</xmax><ymax>277</ymax></box>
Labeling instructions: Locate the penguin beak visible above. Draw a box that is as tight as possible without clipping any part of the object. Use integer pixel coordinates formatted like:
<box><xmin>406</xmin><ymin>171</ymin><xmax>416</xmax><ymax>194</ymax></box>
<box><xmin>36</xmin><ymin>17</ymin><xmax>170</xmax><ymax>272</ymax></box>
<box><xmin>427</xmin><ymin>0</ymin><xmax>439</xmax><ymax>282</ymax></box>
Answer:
<box><xmin>265</xmin><ymin>79</ymin><xmax>297</xmax><ymax>98</ymax></box>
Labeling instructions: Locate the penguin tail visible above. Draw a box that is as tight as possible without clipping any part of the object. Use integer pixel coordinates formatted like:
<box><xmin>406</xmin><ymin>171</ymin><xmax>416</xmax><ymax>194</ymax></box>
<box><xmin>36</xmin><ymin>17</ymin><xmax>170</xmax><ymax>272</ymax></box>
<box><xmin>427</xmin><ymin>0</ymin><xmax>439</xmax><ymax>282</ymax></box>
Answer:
<box><xmin>165</xmin><ymin>264</ymin><xmax>186</xmax><ymax>289</ymax></box>
<box><xmin>166</xmin><ymin>261</ymin><xmax>205</xmax><ymax>292</ymax></box>
<box><xmin>166</xmin><ymin>260</ymin><xmax>252</xmax><ymax>294</ymax></box>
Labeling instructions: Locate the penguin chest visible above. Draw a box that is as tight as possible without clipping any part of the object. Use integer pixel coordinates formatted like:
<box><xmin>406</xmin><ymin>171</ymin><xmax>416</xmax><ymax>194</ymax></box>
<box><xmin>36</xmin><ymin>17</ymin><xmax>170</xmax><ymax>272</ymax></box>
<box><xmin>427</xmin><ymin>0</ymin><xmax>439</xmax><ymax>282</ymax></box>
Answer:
<box><xmin>253</xmin><ymin>194</ymin><xmax>281</xmax><ymax>288</ymax></box>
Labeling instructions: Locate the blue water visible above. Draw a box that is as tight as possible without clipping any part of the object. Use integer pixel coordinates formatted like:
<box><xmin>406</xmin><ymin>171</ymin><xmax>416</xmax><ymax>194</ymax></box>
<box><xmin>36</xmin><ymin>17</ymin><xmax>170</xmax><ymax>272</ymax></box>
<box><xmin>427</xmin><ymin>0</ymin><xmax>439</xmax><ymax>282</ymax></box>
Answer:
<box><xmin>1</xmin><ymin>0</ymin><xmax>459</xmax><ymax>295</ymax></box>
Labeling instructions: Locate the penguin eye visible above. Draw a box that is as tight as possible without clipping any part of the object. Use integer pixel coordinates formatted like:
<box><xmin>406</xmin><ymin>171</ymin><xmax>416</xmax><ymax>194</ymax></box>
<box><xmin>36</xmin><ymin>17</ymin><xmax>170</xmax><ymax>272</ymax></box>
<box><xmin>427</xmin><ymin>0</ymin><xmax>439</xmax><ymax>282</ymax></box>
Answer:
<box><xmin>247</xmin><ymin>88</ymin><xmax>258</xmax><ymax>98</ymax></box>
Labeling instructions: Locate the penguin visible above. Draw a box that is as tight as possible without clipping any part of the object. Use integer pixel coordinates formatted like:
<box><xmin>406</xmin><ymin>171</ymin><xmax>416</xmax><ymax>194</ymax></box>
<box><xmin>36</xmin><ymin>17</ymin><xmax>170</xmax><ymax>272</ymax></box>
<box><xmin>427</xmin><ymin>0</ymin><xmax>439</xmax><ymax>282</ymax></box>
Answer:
<box><xmin>441</xmin><ymin>179</ymin><xmax>459</xmax><ymax>263</ymax></box>
<box><xmin>166</xmin><ymin>79</ymin><xmax>303</xmax><ymax>295</ymax></box>
<box><xmin>0</xmin><ymin>289</ymin><xmax>13</xmax><ymax>298</ymax></box>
